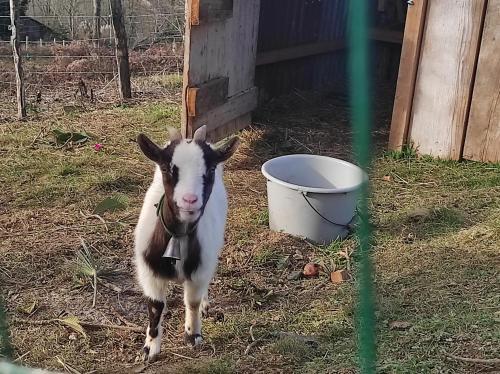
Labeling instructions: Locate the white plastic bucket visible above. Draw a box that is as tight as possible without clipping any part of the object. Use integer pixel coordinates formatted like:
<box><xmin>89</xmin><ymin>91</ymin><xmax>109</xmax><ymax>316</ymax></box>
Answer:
<box><xmin>261</xmin><ymin>154</ymin><xmax>367</xmax><ymax>244</ymax></box>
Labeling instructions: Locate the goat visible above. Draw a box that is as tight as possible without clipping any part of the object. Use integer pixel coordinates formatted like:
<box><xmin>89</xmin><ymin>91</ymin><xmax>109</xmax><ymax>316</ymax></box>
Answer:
<box><xmin>134</xmin><ymin>125</ymin><xmax>239</xmax><ymax>362</ymax></box>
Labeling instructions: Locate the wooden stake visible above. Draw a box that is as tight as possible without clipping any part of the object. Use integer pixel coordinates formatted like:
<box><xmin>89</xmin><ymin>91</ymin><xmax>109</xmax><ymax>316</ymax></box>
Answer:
<box><xmin>109</xmin><ymin>0</ymin><xmax>132</xmax><ymax>100</ymax></box>
<box><xmin>9</xmin><ymin>0</ymin><xmax>26</xmax><ymax>120</ymax></box>
<box><xmin>93</xmin><ymin>0</ymin><xmax>101</xmax><ymax>47</ymax></box>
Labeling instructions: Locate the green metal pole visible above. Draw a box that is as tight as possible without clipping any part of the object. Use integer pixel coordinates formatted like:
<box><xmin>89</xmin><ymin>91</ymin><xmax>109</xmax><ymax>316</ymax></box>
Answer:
<box><xmin>348</xmin><ymin>0</ymin><xmax>376</xmax><ymax>373</ymax></box>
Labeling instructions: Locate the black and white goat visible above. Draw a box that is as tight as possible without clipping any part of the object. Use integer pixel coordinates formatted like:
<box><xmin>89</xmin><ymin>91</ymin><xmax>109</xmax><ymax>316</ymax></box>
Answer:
<box><xmin>134</xmin><ymin>125</ymin><xmax>239</xmax><ymax>361</ymax></box>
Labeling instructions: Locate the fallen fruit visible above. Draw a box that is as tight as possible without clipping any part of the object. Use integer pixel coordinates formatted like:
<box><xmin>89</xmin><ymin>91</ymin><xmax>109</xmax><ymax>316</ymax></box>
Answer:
<box><xmin>303</xmin><ymin>263</ymin><xmax>320</xmax><ymax>277</ymax></box>
<box><xmin>330</xmin><ymin>269</ymin><xmax>351</xmax><ymax>283</ymax></box>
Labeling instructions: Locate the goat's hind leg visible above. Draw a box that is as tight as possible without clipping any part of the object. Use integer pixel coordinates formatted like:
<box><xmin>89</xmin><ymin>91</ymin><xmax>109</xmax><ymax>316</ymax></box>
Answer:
<box><xmin>201</xmin><ymin>291</ymin><xmax>210</xmax><ymax>318</ymax></box>
<box><xmin>143</xmin><ymin>297</ymin><xmax>165</xmax><ymax>362</ymax></box>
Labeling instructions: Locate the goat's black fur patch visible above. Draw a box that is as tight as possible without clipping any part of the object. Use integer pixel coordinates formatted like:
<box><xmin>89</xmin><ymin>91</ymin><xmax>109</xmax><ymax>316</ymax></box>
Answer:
<box><xmin>147</xmin><ymin>299</ymin><xmax>164</xmax><ymax>339</ymax></box>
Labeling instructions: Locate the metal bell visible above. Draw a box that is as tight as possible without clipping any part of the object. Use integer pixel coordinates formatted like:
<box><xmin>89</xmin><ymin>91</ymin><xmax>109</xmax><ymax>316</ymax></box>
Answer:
<box><xmin>162</xmin><ymin>237</ymin><xmax>181</xmax><ymax>261</ymax></box>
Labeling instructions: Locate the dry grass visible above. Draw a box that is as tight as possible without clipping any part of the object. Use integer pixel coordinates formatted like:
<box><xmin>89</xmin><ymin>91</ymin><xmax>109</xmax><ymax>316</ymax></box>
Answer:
<box><xmin>0</xmin><ymin>88</ymin><xmax>499</xmax><ymax>374</ymax></box>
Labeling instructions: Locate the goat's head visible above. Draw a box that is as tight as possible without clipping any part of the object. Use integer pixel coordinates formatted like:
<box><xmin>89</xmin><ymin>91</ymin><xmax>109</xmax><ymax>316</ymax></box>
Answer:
<box><xmin>137</xmin><ymin>125</ymin><xmax>239</xmax><ymax>223</ymax></box>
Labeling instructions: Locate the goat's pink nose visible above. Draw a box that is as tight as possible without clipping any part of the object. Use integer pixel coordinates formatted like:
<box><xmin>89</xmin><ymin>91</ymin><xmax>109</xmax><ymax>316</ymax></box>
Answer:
<box><xmin>182</xmin><ymin>194</ymin><xmax>198</xmax><ymax>204</ymax></box>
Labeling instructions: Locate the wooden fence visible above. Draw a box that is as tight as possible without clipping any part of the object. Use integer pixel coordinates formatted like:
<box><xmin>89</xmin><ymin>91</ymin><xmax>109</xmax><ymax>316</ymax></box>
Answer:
<box><xmin>390</xmin><ymin>0</ymin><xmax>499</xmax><ymax>163</ymax></box>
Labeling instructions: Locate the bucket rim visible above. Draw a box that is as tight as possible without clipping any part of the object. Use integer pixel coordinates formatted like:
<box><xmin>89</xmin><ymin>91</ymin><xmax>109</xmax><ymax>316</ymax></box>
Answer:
<box><xmin>261</xmin><ymin>154</ymin><xmax>368</xmax><ymax>194</ymax></box>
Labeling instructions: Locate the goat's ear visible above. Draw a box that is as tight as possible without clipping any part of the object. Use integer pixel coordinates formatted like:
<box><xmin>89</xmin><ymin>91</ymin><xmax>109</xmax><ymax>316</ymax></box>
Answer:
<box><xmin>137</xmin><ymin>134</ymin><xmax>162</xmax><ymax>163</ymax></box>
<box><xmin>215</xmin><ymin>136</ymin><xmax>240</xmax><ymax>163</ymax></box>
<box><xmin>167</xmin><ymin>127</ymin><xmax>182</xmax><ymax>142</ymax></box>
<box><xmin>193</xmin><ymin>125</ymin><xmax>207</xmax><ymax>142</ymax></box>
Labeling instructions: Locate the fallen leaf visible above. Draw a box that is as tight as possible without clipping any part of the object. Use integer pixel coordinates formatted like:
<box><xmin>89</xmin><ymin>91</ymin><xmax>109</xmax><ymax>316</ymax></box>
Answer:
<box><xmin>18</xmin><ymin>301</ymin><xmax>37</xmax><ymax>315</ymax></box>
<box><xmin>58</xmin><ymin>315</ymin><xmax>87</xmax><ymax>338</ymax></box>
<box><xmin>389</xmin><ymin>321</ymin><xmax>413</xmax><ymax>331</ymax></box>
<box><xmin>52</xmin><ymin>129</ymin><xmax>89</xmax><ymax>146</ymax></box>
<box><xmin>330</xmin><ymin>269</ymin><xmax>351</xmax><ymax>283</ymax></box>
<box><xmin>287</xmin><ymin>271</ymin><xmax>303</xmax><ymax>281</ymax></box>
<box><xmin>303</xmin><ymin>263</ymin><xmax>320</xmax><ymax>277</ymax></box>
<box><xmin>93</xmin><ymin>194</ymin><xmax>128</xmax><ymax>215</ymax></box>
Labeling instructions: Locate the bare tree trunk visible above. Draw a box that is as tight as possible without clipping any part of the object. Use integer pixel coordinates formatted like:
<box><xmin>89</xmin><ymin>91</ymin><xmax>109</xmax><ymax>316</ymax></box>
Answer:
<box><xmin>93</xmin><ymin>0</ymin><xmax>101</xmax><ymax>46</ymax></box>
<box><xmin>110</xmin><ymin>0</ymin><xmax>131</xmax><ymax>100</ymax></box>
<box><xmin>9</xmin><ymin>0</ymin><xmax>26</xmax><ymax>120</ymax></box>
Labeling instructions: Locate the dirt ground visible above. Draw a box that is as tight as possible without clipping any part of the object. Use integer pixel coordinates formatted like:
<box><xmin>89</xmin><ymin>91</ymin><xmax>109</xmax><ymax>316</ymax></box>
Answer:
<box><xmin>0</xmin><ymin>84</ymin><xmax>499</xmax><ymax>374</ymax></box>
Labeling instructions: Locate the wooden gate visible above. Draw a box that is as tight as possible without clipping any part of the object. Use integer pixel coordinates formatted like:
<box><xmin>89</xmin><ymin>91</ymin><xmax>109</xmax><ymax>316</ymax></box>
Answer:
<box><xmin>389</xmin><ymin>0</ymin><xmax>500</xmax><ymax>162</ymax></box>
<box><xmin>181</xmin><ymin>0</ymin><xmax>261</xmax><ymax>142</ymax></box>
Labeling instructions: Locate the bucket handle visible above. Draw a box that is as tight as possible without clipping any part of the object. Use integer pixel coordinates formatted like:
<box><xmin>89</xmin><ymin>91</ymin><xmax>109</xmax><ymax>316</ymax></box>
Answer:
<box><xmin>301</xmin><ymin>191</ymin><xmax>357</xmax><ymax>232</ymax></box>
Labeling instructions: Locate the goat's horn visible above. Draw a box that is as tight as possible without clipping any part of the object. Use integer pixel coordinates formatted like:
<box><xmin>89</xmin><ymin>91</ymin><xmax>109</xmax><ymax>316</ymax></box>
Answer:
<box><xmin>193</xmin><ymin>125</ymin><xmax>207</xmax><ymax>142</ymax></box>
<box><xmin>168</xmin><ymin>127</ymin><xmax>182</xmax><ymax>142</ymax></box>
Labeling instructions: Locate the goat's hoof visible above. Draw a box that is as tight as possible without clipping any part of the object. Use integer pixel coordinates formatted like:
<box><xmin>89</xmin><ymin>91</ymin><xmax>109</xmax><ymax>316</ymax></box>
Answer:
<box><xmin>184</xmin><ymin>332</ymin><xmax>203</xmax><ymax>347</ymax></box>
<box><xmin>143</xmin><ymin>344</ymin><xmax>160</xmax><ymax>362</ymax></box>
<box><xmin>142</xmin><ymin>346</ymin><xmax>150</xmax><ymax>362</ymax></box>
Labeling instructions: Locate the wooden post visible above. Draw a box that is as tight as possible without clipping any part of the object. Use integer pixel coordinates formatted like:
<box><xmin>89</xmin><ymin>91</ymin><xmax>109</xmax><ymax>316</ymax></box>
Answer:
<box><xmin>25</xmin><ymin>35</ymin><xmax>28</xmax><ymax>50</ymax></box>
<box><xmin>109</xmin><ymin>16</ymin><xmax>113</xmax><ymax>45</ymax></box>
<box><xmin>39</xmin><ymin>38</ymin><xmax>42</xmax><ymax>47</ymax></box>
<box><xmin>93</xmin><ymin>0</ymin><xmax>101</xmax><ymax>47</ymax></box>
<box><xmin>10</xmin><ymin>0</ymin><xmax>26</xmax><ymax>119</ymax></box>
<box><xmin>110</xmin><ymin>0</ymin><xmax>132</xmax><ymax>99</ymax></box>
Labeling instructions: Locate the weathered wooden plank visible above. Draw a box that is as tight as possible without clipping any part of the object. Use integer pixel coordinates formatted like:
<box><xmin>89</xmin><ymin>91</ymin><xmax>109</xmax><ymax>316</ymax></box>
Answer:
<box><xmin>191</xmin><ymin>0</ymin><xmax>233</xmax><ymax>25</ymax></box>
<box><xmin>256</xmin><ymin>40</ymin><xmax>346</xmax><ymax>66</ymax></box>
<box><xmin>408</xmin><ymin>0</ymin><xmax>487</xmax><ymax>160</ymax></box>
<box><xmin>388</xmin><ymin>0</ymin><xmax>427</xmax><ymax>151</ymax></box>
<box><xmin>187</xmin><ymin>77</ymin><xmax>229</xmax><ymax>117</ymax></box>
<box><xmin>369</xmin><ymin>28</ymin><xmax>403</xmax><ymax>44</ymax></box>
<box><xmin>254</xmin><ymin>28</ymin><xmax>400</xmax><ymax>77</ymax></box>
<box><xmin>192</xmin><ymin>87</ymin><xmax>258</xmax><ymax>132</ymax></box>
<box><xmin>225</xmin><ymin>0</ymin><xmax>260</xmax><ymax>96</ymax></box>
<box><xmin>208</xmin><ymin>113</ymin><xmax>251</xmax><ymax>142</ymax></box>
<box><xmin>182</xmin><ymin>0</ymin><xmax>260</xmax><ymax>139</ymax></box>
<box><xmin>463</xmin><ymin>0</ymin><xmax>500</xmax><ymax>163</ymax></box>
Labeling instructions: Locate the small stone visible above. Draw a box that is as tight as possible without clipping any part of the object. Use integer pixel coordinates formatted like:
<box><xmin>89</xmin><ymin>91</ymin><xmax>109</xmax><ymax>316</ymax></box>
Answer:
<box><xmin>330</xmin><ymin>269</ymin><xmax>351</xmax><ymax>283</ymax></box>
<box><xmin>68</xmin><ymin>332</ymin><xmax>77</xmax><ymax>341</ymax></box>
<box><xmin>293</xmin><ymin>250</ymin><xmax>304</xmax><ymax>260</ymax></box>
<box><xmin>382</xmin><ymin>175</ymin><xmax>392</xmax><ymax>181</ymax></box>
<box><xmin>403</xmin><ymin>233</ymin><xmax>415</xmax><ymax>244</ymax></box>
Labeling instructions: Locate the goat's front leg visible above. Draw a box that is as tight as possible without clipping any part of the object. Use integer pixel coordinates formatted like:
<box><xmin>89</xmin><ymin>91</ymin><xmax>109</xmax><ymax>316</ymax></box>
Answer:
<box><xmin>183</xmin><ymin>281</ymin><xmax>207</xmax><ymax>347</ymax></box>
<box><xmin>143</xmin><ymin>298</ymin><xmax>165</xmax><ymax>362</ymax></box>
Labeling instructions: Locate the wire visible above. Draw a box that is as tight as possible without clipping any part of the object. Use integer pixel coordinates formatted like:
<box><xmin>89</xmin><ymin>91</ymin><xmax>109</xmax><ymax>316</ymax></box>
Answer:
<box><xmin>0</xmin><ymin>55</ymin><xmax>180</xmax><ymax>58</ymax></box>
<box><xmin>0</xmin><ymin>13</ymin><xmax>185</xmax><ymax>19</ymax></box>
<box><xmin>0</xmin><ymin>70</ymin><xmax>180</xmax><ymax>74</ymax></box>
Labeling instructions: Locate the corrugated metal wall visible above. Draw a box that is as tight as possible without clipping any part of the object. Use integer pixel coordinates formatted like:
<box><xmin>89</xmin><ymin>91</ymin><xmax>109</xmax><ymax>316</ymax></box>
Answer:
<box><xmin>256</xmin><ymin>0</ymin><xmax>349</xmax><ymax>99</ymax></box>
<box><xmin>255</xmin><ymin>0</ymin><xmax>404</xmax><ymax>100</ymax></box>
